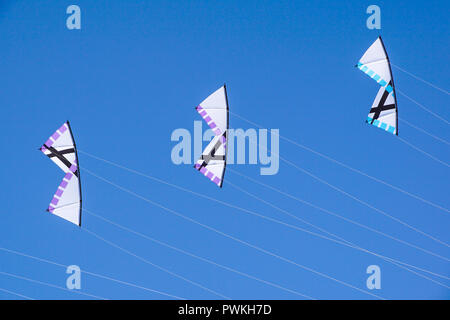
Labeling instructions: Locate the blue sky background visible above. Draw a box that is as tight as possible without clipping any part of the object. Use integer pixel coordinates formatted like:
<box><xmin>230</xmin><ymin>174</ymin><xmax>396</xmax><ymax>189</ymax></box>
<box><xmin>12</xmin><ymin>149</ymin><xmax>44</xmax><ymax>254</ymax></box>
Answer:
<box><xmin>0</xmin><ymin>0</ymin><xmax>449</xmax><ymax>299</ymax></box>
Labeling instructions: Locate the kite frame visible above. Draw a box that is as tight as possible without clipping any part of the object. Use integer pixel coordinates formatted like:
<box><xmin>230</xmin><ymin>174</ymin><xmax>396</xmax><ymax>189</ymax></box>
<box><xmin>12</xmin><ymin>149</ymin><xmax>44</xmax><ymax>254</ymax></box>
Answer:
<box><xmin>378</xmin><ymin>36</ymin><xmax>399</xmax><ymax>136</ymax></box>
<box><xmin>66</xmin><ymin>120</ymin><xmax>83</xmax><ymax>227</ymax></box>
<box><xmin>220</xmin><ymin>84</ymin><xmax>230</xmax><ymax>188</ymax></box>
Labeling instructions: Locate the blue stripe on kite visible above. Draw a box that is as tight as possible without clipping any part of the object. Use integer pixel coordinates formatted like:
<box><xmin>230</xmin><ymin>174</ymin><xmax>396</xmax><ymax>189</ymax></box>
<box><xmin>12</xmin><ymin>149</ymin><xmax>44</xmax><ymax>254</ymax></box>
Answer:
<box><xmin>358</xmin><ymin>65</ymin><xmax>393</xmax><ymax>93</ymax></box>
<box><xmin>366</xmin><ymin>114</ymin><xmax>396</xmax><ymax>135</ymax></box>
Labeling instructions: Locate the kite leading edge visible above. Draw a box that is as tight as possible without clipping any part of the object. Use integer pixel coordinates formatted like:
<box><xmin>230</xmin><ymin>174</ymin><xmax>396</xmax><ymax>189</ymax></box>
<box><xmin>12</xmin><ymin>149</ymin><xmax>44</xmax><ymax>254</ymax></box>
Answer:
<box><xmin>40</xmin><ymin>121</ymin><xmax>82</xmax><ymax>226</ymax></box>
<box><xmin>194</xmin><ymin>85</ymin><xmax>229</xmax><ymax>188</ymax></box>
<box><xmin>357</xmin><ymin>36</ymin><xmax>398</xmax><ymax>135</ymax></box>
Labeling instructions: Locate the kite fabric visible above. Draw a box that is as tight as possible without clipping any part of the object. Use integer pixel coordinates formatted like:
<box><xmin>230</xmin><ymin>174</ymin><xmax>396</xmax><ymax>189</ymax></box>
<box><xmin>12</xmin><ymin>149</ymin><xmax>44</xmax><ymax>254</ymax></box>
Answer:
<box><xmin>40</xmin><ymin>121</ymin><xmax>82</xmax><ymax>226</ymax></box>
<box><xmin>357</xmin><ymin>36</ymin><xmax>398</xmax><ymax>135</ymax></box>
<box><xmin>194</xmin><ymin>85</ymin><xmax>229</xmax><ymax>187</ymax></box>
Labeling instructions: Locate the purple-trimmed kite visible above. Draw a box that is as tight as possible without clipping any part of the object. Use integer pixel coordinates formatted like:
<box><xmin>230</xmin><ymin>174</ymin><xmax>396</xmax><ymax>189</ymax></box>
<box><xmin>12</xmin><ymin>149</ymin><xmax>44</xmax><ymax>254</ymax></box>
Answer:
<box><xmin>194</xmin><ymin>85</ymin><xmax>229</xmax><ymax>188</ymax></box>
<box><xmin>40</xmin><ymin>121</ymin><xmax>82</xmax><ymax>226</ymax></box>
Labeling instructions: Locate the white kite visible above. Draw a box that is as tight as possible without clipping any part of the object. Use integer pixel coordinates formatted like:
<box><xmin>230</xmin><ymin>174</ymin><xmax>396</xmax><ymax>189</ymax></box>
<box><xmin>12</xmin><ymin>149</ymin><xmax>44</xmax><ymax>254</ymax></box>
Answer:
<box><xmin>194</xmin><ymin>85</ymin><xmax>229</xmax><ymax>187</ymax></box>
<box><xmin>40</xmin><ymin>121</ymin><xmax>82</xmax><ymax>226</ymax></box>
<box><xmin>357</xmin><ymin>36</ymin><xmax>398</xmax><ymax>135</ymax></box>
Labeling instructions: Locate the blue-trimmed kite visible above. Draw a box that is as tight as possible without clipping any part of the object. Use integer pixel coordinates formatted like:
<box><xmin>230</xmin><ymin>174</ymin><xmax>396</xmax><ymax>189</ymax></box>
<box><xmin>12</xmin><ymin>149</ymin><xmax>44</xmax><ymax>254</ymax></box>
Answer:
<box><xmin>357</xmin><ymin>36</ymin><xmax>398</xmax><ymax>135</ymax></box>
<box><xmin>194</xmin><ymin>85</ymin><xmax>229</xmax><ymax>187</ymax></box>
<box><xmin>40</xmin><ymin>121</ymin><xmax>82</xmax><ymax>226</ymax></box>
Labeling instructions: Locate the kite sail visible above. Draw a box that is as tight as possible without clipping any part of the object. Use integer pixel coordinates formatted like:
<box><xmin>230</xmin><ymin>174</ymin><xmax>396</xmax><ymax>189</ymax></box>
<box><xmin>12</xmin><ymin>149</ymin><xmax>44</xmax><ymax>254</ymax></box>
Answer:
<box><xmin>357</xmin><ymin>36</ymin><xmax>398</xmax><ymax>135</ymax></box>
<box><xmin>40</xmin><ymin>121</ymin><xmax>82</xmax><ymax>226</ymax></box>
<box><xmin>194</xmin><ymin>85</ymin><xmax>229</xmax><ymax>187</ymax></box>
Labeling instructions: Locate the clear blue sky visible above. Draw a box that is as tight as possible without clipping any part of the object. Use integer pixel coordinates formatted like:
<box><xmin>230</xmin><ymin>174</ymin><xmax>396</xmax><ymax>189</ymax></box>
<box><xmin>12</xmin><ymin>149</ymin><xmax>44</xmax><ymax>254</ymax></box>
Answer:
<box><xmin>0</xmin><ymin>0</ymin><xmax>449</xmax><ymax>299</ymax></box>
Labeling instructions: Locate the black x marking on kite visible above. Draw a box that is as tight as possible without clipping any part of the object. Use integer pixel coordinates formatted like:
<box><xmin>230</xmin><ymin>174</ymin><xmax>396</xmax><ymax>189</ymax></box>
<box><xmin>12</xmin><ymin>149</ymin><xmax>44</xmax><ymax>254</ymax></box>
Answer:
<box><xmin>369</xmin><ymin>81</ymin><xmax>396</xmax><ymax>123</ymax></box>
<box><xmin>44</xmin><ymin>145</ymin><xmax>79</xmax><ymax>177</ymax></box>
<box><xmin>196</xmin><ymin>133</ymin><xmax>226</xmax><ymax>170</ymax></box>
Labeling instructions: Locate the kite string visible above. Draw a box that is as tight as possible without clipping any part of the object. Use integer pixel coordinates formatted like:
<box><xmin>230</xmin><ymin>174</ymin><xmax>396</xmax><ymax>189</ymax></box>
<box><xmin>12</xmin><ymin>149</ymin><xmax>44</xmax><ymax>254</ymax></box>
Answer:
<box><xmin>78</xmin><ymin>150</ymin><xmax>450</xmax><ymax>273</ymax></box>
<box><xmin>82</xmin><ymin>167</ymin><xmax>386</xmax><ymax>300</ymax></box>
<box><xmin>0</xmin><ymin>247</ymin><xmax>185</xmax><ymax>300</ymax></box>
<box><xmin>230</xmin><ymin>112</ymin><xmax>450</xmax><ymax>213</ymax></box>
<box><xmin>391</xmin><ymin>64</ymin><xmax>450</xmax><ymax>96</ymax></box>
<box><xmin>228</xmin><ymin>168</ymin><xmax>450</xmax><ymax>263</ymax></box>
<box><xmin>397</xmin><ymin>136</ymin><xmax>450</xmax><ymax>168</ymax></box>
<box><xmin>82</xmin><ymin>227</ymin><xmax>231</xmax><ymax>300</ymax></box>
<box><xmin>0</xmin><ymin>270</ymin><xmax>107</xmax><ymax>300</ymax></box>
<box><xmin>227</xmin><ymin>171</ymin><xmax>450</xmax><ymax>268</ymax></box>
<box><xmin>225</xmin><ymin>179</ymin><xmax>450</xmax><ymax>288</ymax></box>
<box><xmin>396</xmin><ymin>89</ymin><xmax>450</xmax><ymax>125</ymax></box>
<box><xmin>0</xmin><ymin>287</ymin><xmax>34</xmax><ymax>300</ymax></box>
<box><xmin>84</xmin><ymin>208</ymin><xmax>315</xmax><ymax>300</ymax></box>
<box><xmin>86</xmin><ymin>205</ymin><xmax>450</xmax><ymax>291</ymax></box>
<box><xmin>399</xmin><ymin>117</ymin><xmax>450</xmax><ymax>146</ymax></box>
<box><xmin>249</xmin><ymin>136</ymin><xmax>450</xmax><ymax>247</ymax></box>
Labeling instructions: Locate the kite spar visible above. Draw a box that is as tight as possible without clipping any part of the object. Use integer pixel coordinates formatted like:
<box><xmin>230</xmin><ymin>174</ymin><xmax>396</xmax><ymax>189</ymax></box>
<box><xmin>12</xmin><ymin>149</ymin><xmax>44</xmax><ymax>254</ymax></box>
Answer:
<box><xmin>40</xmin><ymin>121</ymin><xmax>82</xmax><ymax>226</ymax></box>
<box><xmin>357</xmin><ymin>36</ymin><xmax>398</xmax><ymax>135</ymax></box>
<box><xmin>194</xmin><ymin>85</ymin><xmax>229</xmax><ymax>187</ymax></box>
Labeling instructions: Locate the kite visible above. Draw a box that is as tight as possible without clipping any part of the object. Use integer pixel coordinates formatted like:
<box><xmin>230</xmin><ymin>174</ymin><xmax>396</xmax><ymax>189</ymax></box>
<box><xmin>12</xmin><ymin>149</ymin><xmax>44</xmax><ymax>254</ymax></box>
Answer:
<box><xmin>194</xmin><ymin>85</ymin><xmax>229</xmax><ymax>187</ymax></box>
<box><xmin>40</xmin><ymin>121</ymin><xmax>82</xmax><ymax>226</ymax></box>
<box><xmin>357</xmin><ymin>36</ymin><xmax>398</xmax><ymax>135</ymax></box>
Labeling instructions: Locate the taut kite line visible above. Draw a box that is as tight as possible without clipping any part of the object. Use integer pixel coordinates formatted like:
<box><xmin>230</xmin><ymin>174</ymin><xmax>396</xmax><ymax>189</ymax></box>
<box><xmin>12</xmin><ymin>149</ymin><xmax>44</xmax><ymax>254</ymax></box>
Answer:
<box><xmin>40</xmin><ymin>121</ymin><xmax>82</xmax><ymax>226</ymax></box>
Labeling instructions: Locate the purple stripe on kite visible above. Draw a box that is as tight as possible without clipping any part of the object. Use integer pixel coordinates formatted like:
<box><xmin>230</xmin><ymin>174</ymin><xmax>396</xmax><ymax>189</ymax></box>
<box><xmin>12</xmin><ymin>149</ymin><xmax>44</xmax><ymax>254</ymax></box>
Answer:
<box><xmin>40</xmin><ymin>146</ymin><xmax>47</xmax><ymax>152</ymax></box>
<box><xmin>200</xmin><ymin>110</ymin><xmax>207</xmax><ymax>117</ymax></box>
<box><xmin>213</xmin><ymin>177</ymin><xmax>221</xmax><ymax>185</ymax></box>
<box><xmin>221</xmin><ymin>136</ymin><xmax>226</xmax><ymax>144</ymax></box>
<box><xmin>214</xmin><ymin>129</ymin><xmax>221</xmax><ymax>136</ymax></box>
<box><xmin>194</xmin><ymin>163</ymin><xmax>201</xmax><ymax>170</ymax></box>
<box><xmin>204</xmin><ymin>116</ymin><xmax>211</xmax><ymax>123</ymax></box>
<box><xmin>60</xmin><ymin>180</ymin><xmax>68</xmax><ymax>188</ymax></box>
<box><xmin>51</xmin><ymin>197</ymin><xmax>59</xmax><ymax>205</ymax></box>
<box><xmin>209</xmin><ymin>122</ymin><xmax>217</xmax><ymax>129</ymax></box>
<box><xmin>48</xmin><ymin>206</ymin><xmax>55</xmax><ymax>213</ymax></box>
<box><xmin>206</xmin><ymin>171</ymin><xmax>214</xmax><ymax>179</ymax></box>
<box><xmin>64</xmin><ymin>172</ymin><xmax>73</xmax><ymax>180</ymax></box>
<box><xmin>45</xmin><ymin>139</ymin><xmax>53</xmax><ymax>147</ymax></box>
<box><xmin>69</xmin><ymin>164</ymin><xmax>77</xmax><ymax>173</ymax></box>
<box><xmin>51</xmin><ymin>132</ymin><xmax>60</xmax><ymax>141</ymax></box>
<box><xmin>196</xmin><ymin>105</ymin><xmax>203</xmax><ymax>111</ymax></box>
<box><xmin>200</xmin><ymin>167</ymin><xmax>207</xmax><ymax>174</ymax></box>
<box><xmin>59</xmin><ymin>124</ymin><xmax>67</xmax><ymax>133</ymax></box>
<box><xmin>55</xmin><ymin>188</ymin><xmax>64</xmax><ymax>197</ymax></box>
